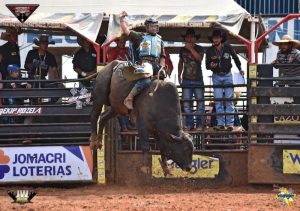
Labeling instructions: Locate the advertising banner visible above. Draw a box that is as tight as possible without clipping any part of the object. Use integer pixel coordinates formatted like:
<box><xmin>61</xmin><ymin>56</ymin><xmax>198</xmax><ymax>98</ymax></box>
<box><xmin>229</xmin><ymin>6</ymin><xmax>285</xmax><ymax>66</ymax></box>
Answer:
<box><xmin>0</xmin><ymin>146</ymin><xmax>93</xmax><ymax>182</ymax></box>
<box><xmin>283</xmin><ymin>150</ymin><xmax>300</xmax><ymax>174</ymax></box>
<box><xmin>152</xmin><ymin>154</ymin><xmax>219</xmax><ymax>178</ymax></box>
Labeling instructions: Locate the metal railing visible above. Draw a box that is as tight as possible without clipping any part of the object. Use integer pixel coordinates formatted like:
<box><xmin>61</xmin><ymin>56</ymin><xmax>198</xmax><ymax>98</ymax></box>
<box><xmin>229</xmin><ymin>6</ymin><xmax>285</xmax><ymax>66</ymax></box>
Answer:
<box><xmin>0</xmin><ymin>78</ymin><xmax>92</xmax><ymax>146</ymax></box>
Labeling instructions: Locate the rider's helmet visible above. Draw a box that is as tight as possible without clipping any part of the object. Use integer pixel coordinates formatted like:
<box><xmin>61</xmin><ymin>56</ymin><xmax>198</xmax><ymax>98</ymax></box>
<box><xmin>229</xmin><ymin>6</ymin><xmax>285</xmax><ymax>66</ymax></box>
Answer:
<box><xmin>144</xmin><ymin>17</ymin><xmax>159</xmax><ymax>35</ymax></box>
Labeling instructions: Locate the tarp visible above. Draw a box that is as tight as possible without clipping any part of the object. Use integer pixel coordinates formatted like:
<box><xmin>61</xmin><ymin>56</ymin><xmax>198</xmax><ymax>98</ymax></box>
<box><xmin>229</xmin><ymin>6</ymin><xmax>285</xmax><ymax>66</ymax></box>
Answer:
<box><xmin>0</xmin><ymin>0</ymin><xmax>266</xmax><ymax>48</ymax></box>
<box><xmin>0</xmin><ymin>13</ymin><xmax>103</xmax><ymax>43</ymax></box>
<box><xmin>107</xmin><ymin>13</ymin><xmax>249</xmax><ymax>43</ymax></box>
<box><xmin>0</xmin><ymin>0</ymin><xmax>249</xmax><ymax>16</ymax></box>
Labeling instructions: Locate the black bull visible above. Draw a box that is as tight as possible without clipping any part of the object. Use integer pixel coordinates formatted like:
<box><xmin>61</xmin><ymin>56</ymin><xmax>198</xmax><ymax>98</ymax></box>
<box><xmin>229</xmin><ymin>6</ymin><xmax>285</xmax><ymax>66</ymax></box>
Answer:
<box><xmin>89</xmin><ymin>60</ymin><xmax>193</xmax><ymax>174</ymax></box>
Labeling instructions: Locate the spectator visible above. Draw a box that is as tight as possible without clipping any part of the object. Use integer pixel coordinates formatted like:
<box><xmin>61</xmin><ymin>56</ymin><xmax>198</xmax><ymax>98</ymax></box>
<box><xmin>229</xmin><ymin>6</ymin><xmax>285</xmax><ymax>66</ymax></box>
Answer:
<box><xmin>206</xmin><ymin>29</ymin><xmax>244</xmax><ymax>131</ymax></box>
<box><xmin>72</xmin><ymin>36</ymin><xmax>97</xmax><ymax>88</ymax></box>
<box><xmin>164</xmin><ymin>49</ymin><xmax>173</xmax><ymax>77</ymax></box>
<box><xmin>209</xmin><ymin>92</ymin><xmax>242</xmax><ymax>128</ymax></box>
<box><xmin>107</xmin><ymin>35</ymin><xmax>130</xmax><ymax>62</ymax></box>
<box><xmin>272</xmin><ymin>34</ymin><xmax>300</xmax><ymax>64</ymax></box>
<box><xmin>24</xmin><ymin>35</ymin><xmax>58</xmax><ymax>87</ymax></box>
<box><xmin>0</xmin><ymin>27</ymin><xmax>21</xmax><ymax>79</ymax></box>
<box><xmin>3</xmin><ymin>64</ymin><xmax>31</xmax><ymax>124</ymax></box>
<box><xmin>119</xmin><ymin>11</ymin><xmax>165</xmax><ymax>110</ymax></box>
<box><xmin>178</xmin><ymin>28</ymin><xmax>205</xmax><ymax>130</ymax></box>
<box><xmin>107</xmin><ymin>35</ymin><xmax>134</xmax><ymax>132</ymax></box>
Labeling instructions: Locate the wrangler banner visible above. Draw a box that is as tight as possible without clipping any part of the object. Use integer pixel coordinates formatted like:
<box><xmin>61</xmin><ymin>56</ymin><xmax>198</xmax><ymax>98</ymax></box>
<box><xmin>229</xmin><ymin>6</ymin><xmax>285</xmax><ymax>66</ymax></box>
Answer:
<box><xmin>283</xmin><ymin>150</ymin><xmax>300</xmax><ymax>174</ymax></box>
<box><xmin>152</xmin><ymin>155</ymin><xmax>219</xmax><ymax>178</ymax></box>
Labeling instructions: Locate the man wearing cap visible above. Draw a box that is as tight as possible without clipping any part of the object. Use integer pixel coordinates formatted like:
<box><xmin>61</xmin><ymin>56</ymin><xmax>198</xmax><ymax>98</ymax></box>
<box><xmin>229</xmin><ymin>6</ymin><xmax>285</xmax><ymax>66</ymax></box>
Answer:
<box><xmin>72</xmin><ymin>36</ymin><xmax>97</xmax><ymax>87</ymax></box>
<box><xmin>178</xmin><ymin>28</ymin><xmax>205</xmax><ymax>131</ymax></box>
<box><xmin>119</xmin><ymin>11</ymin><xmax>165</xmax><ymax>110</ymax></box>
<box><xmin>272</xmin><ymin>34</ymin><xmax>300</xmax><ymax>64</ymax></box>
<box><xmin>108</xmin><ymin>35</ymin><xmax>130</xmax><ymax>62</ymax></box>
<box><xmin>3</xmin><ymin>64</ymin><xmax>31</xmax><ymax>124</ymax></box>
<box><xmin>24</xmin><ymin>35</ymin><xmax>58</xmax><ymax>85</ymax></box>
<box><xmin>206</xmin><ymin>29</ymin><xmax>244</xmax><ymax>131</ymax></box>
<box><xmin>0</xmin><ymin>27</ymin><xmax>21</xmax><ymax>79</ymax></box>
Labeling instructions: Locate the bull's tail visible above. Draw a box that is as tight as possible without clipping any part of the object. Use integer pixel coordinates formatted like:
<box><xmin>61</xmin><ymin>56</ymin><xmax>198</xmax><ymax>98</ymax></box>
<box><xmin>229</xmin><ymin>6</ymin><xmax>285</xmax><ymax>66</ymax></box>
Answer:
<box><xmin>149</xmin><ymin>66</ymin><xmax>164</xmax><ymax>96</ymax></box>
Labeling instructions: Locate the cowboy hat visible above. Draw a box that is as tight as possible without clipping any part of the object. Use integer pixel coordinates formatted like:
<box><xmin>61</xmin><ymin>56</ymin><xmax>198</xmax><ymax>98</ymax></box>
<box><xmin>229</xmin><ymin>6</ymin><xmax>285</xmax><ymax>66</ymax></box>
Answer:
<box><xmin>77</xmin><ymin>36</ymin><xmax>93</xmax><ymax>46</ymax></box>
<box><xmin>33</xmin><ymin>35</ymin><xmax>55</xmax><ymax>46</ymax></box>
<box><xmin>181</xmin><ymin>28</ymin><xmax>200</xmax><ymax>40</ymax></box>
<box><xmin>208</xmin><ymin>29</ymin><xmax>227</xmax><ymax>43</ymax></box>
<box><xmin>272</xmin><ymin>34</ymin><xmax>300</xmax><ymax>48</ymax></box>
<box><xmin>0</xmin><ymin>27</ymin><xmax>21</xmax><ymax>41</ymax></box>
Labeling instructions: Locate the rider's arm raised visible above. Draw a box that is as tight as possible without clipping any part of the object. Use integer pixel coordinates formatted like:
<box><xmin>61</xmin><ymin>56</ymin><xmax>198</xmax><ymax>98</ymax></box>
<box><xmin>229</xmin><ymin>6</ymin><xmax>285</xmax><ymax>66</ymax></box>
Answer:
<box><xmin>120</xmin><ymin>11</ymin><xmax>130</xmax><ymax>36</ymax></box>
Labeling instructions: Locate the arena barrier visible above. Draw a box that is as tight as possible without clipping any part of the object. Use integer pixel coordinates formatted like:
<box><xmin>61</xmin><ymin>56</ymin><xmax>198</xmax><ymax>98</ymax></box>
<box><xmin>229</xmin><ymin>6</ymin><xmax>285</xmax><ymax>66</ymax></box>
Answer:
<box><xmin>0</xmin><ymin>78</ymin><xmax>94</xmax><ymax>183</ymax></box>
<box><xmin>248</xmin><ymin>64</ymin><xmax>300</xmax><ymax>184</ymax></box>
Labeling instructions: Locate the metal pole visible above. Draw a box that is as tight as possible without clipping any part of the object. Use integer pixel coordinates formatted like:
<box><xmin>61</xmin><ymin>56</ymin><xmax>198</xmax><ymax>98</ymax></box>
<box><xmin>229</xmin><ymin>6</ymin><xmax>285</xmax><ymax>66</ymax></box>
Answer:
<box><xmin>250</xmin><ymin>17</ymin><xmax>257</xmax><ymax>64</ymax></box>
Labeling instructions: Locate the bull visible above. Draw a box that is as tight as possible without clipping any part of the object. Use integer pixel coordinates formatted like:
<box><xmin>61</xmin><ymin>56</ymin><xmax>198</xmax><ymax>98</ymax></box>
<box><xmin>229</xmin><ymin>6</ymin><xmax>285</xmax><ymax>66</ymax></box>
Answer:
<box><xmin>89</xmin><ymin>60</ymin><xmax>193</xmax><ymax>175</ymax></box>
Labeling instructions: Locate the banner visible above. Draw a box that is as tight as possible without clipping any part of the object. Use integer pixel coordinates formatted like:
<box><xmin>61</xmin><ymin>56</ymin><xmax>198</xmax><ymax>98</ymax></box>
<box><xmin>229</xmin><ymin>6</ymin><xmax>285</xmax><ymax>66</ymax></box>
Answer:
<box><xmin>283</xmin><ymin>150</ymin><xmax>300</xmax><ymax>174</ymax></box>
<box><xmin>0</xmin><ymin>146</ymin><xmax>93</xmax><ymax>182</ymax></box>
<box><xmin>152</xmin><ymin>154</ymin><xmax>219</xmax><ymax>178</ymax></box>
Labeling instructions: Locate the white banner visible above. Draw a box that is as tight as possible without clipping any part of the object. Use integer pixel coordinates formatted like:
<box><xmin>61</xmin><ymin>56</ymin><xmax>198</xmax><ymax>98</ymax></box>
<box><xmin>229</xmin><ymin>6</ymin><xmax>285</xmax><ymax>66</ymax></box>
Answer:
<box><xmin>0</xmin><ymin>146</ymin><xmax>93</xmax><ymax>182</ymax></box>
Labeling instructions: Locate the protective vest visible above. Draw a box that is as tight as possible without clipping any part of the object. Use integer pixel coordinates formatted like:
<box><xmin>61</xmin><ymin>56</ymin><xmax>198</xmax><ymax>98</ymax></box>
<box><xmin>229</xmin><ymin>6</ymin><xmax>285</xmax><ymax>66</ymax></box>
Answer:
<box><xmin>139</xmin><ymin>34</ymin><xmax>162</xmax><ymax>58</ymax></box>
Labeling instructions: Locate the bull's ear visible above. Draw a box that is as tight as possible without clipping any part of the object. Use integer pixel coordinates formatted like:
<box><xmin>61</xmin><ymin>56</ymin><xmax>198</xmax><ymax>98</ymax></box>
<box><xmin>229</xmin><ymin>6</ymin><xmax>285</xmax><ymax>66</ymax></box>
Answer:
<box><xmin>168</xmin><ymin>134</ymin><xmax>181</xmax><ymax>143</ymax></box>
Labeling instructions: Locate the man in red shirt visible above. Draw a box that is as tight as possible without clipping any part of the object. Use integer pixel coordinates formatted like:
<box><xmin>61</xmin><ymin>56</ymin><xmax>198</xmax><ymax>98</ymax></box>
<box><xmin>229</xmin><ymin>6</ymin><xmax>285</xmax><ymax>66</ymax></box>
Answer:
<box><xmin>107</xmin><ymin>36</ymin><xmax>130</xmax><ymax>62</ymax></box>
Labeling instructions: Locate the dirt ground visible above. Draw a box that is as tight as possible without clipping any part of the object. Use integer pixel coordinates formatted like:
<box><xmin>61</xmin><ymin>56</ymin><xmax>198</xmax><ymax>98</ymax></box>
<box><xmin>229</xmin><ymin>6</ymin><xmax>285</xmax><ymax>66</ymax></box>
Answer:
<box><xmin>0</xmin><ymin>184</ymin><xmax>299</xmax><ymax>211</ymax></box>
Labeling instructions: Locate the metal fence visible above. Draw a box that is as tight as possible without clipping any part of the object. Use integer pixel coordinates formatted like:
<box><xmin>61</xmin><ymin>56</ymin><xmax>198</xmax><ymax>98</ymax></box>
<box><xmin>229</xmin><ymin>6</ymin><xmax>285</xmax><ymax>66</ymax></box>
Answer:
<box><xmin>235</xmin><ymin>0</ymin><xmax>299</xmax><ymax>17</ymax></box>
<box><xmin>0</xmin><ymin>79</ymin><xmax>92</xmax><ymax>146</ymax></box>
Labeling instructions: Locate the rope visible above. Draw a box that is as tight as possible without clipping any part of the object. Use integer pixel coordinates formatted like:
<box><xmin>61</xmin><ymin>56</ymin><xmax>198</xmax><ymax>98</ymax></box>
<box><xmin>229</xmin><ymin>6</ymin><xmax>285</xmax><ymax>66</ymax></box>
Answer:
<box><xmin>149</xmin><ymin>66</ymin><xmax>165</xmax><ymax>96</ymax></box>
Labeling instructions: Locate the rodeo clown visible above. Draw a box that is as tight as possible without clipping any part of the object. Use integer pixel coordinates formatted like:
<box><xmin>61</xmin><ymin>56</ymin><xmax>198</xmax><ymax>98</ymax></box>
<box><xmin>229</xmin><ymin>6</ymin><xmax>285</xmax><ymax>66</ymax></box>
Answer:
<box><xmin>119</xmin><ymin>11</ymin><xmax>166</xmax><ymax>110</ymax></box>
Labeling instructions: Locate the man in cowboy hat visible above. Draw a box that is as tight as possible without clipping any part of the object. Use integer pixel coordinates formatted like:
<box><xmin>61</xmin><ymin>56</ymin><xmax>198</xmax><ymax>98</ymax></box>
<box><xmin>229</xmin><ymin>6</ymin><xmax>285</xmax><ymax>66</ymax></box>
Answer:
<box><xmin>72</xmin><ymin>36</ymin><xmax>97</xmax><ymax>87</ymax></box>
<box><xmin>0</xmin><ymin>27</ymin><xmax>21</xmax><ymax>79</ymax></box>
<box><xmin>24</xmin><ymin>34</ymin><xmax>58</xmax><ymax>84</ymax></box>
<box><xmin>206</xmin><ymin>29</ymin><xmax>244</xmax><ymax>131</ymax></box>
<box><xmin>272</xmin><ymin>34</ymin><xmax>300</xmax><ymax>64</ymax></box>
<box><xmin>119</xmin><ymin>11</ymin><xmax>165</xmax><ymax>110</ymax></box>
<box><xmin>178</xmin><ymin>28</ymin><xmax>205</xmax><ymax>131</ymax></box>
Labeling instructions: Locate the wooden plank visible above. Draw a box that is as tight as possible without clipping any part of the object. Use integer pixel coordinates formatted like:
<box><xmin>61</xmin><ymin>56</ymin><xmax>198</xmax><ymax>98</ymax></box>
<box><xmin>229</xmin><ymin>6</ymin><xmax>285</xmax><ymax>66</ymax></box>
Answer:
<box><xmin>115</xmin><ymin>151</ymin><xmax>248</xmax><ymax>186</ymax></box>
<box><xmin>248</xmin><ymin>144</ymin><xmax>300</xmax><ymax>184</ymax></box>
<box><xmin>249</xmin><ymin>123</ymin><xmax>300</xmax><ymax>134</ymax></box>
<box><xmin>0</xmin><ymin>123</ymin><xmax>91</xmax><ymax>134</ymax></box>
<box><xmin>249</xmin><ymin>87</ymin><xmax>300</xmax><ymax>97</ymax></box>
<box><xmin>249</xmin><ymin>104</ymin><xmax>300</xmax><ymax>115</ymax></box>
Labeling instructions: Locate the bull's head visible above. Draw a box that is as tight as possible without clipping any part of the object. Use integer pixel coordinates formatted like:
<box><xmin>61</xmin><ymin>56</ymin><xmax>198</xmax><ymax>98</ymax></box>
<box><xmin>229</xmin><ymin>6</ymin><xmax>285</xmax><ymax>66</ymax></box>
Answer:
<box><xmin>161</xmin><ymin>131</ymin><xmax>194</xmax><ymax>172</ymax></box>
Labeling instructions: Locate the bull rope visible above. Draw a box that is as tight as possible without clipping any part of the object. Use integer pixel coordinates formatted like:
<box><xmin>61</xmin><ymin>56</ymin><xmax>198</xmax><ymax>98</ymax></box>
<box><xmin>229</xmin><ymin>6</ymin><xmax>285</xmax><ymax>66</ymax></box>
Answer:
<box><xmin>149</xmin><ymin>66</ymin><xmax>164</xmax><ymax>96</ymax></box>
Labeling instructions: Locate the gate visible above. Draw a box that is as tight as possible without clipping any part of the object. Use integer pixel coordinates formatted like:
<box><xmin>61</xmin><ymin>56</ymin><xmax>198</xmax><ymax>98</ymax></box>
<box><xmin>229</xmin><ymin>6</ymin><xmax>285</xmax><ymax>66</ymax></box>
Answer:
<box><xmin>248</xmin><ymin>64</ymin><xmax>300</xmax><ymax>184</ymax></box>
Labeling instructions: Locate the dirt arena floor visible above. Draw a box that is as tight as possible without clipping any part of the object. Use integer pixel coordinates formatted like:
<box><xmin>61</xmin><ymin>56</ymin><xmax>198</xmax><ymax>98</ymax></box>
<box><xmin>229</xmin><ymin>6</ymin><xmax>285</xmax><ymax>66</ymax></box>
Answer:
<box><xmin>0</xmin><ymin>184</ymin><xmax>299</xmax><ymax>211</ymax></box>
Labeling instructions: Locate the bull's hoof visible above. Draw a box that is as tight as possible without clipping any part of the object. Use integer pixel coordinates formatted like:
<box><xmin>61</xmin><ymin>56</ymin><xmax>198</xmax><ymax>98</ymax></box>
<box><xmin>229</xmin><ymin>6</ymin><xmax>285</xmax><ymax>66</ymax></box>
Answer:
<box><xmin>96</xmin><ymin>141</ymin><xmax>103</xmax><ymax>150</ymax></box>
<box><xmin>90</xmin><ymin>141</ymin><xmax>97</xmax><ymax>150</ymax></box>
<box><xmin>162</xmin><ymin>168</ymin><xmax>172</xmax><ymax>177</ymax></box>
<box><xmin>140</xmin><ymin>165</ymin><xmax>150</xmax><ymax>174</ymax></box>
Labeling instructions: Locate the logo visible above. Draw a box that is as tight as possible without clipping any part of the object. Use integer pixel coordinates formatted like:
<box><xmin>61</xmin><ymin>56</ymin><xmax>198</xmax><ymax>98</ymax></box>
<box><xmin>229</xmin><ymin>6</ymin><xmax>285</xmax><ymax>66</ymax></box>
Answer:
<box><xmin>7</xmin><ymin>190</ymin><xmax>37</xmax><ymax>204</ymax></box>
<box><xmin>6</xmin><ymin>4</ymin><xmax>39</xmax><ymax>23</ymax></box>
<box><xmin>275</xmin><ymin>187</ymin><xmax>296</xmax><ymax>206</ymax></box>
<box><xmin>0</xmin><ymin>150</ymin><xmax>10</xmax><ymax>179</ymax></box>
